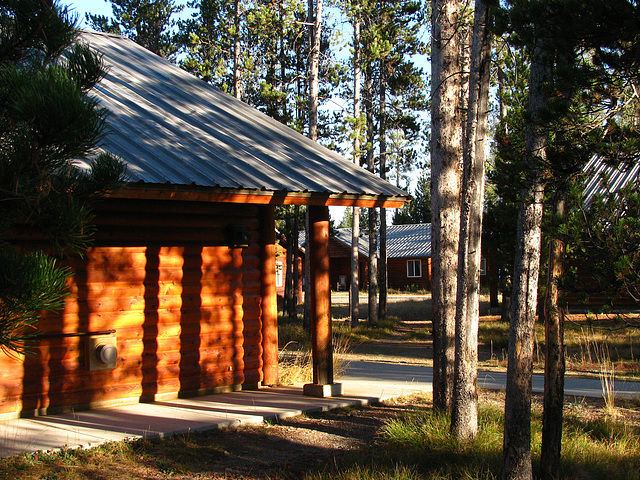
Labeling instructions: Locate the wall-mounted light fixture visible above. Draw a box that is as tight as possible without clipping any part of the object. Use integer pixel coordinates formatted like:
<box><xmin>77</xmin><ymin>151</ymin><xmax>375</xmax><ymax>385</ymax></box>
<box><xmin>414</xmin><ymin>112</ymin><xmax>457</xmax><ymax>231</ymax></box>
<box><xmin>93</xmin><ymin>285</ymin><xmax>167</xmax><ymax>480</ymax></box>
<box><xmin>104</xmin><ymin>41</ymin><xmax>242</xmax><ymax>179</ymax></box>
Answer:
<box><xmin>86</xmin><ymin>335</ymin><xmax>118</xmax><ymax>371</ymax></box>
<box><xmin>227</xmin><ymin>224</ymin><xmax>251</xmax><ymax>248</ymax></box>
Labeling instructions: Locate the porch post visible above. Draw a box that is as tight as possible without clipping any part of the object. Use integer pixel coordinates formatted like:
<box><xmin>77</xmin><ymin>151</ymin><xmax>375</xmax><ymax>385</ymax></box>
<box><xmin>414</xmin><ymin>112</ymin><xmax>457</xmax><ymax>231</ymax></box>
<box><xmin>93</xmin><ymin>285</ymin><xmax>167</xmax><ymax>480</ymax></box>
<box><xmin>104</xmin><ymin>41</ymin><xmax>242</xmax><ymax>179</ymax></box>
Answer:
<box><xmin>259</xmin><ymin>205</ymin><xmax>278</xmax><ymax>386</ymax></box>
<box><xmin>303</xmin><ymin>205</ymin><xmax>342</xmax><ymax>397</ymax></box>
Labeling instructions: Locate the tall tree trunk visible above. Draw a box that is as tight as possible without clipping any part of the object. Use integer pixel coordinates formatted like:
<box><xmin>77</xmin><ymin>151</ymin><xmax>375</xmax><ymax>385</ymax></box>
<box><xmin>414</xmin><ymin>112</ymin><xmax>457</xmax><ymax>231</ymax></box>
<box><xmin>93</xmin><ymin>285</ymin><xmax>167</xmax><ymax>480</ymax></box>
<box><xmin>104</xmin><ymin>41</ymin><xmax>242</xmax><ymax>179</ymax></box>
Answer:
<box><xmin>292</xmin><ymin>205</ymin><xmax>301</xmax><ymax>312</ymax></box>
<box><xmin>351</xmin><ymin>9</ymin><xmax>362</xmax><ymax>328</ymax></box>
<box><xmin>308</xmin><ymin>0</ymin><xmax>322</xmax><ymax>141</ymax></box>
<box><xmin>451</xmin><ymin>0</ymin><xmax>491</xmax><ymax>440</ymax></box>
<box><xmin>540</xmin><ymin>193</ymin><xmax>566</xmax><ymax>480</ymax></box>
<box><xmin>285</xmin><ymin>208</ymin><xmax>294</xmax><ymax>318</ymax></box>
<box><xmin>233</xmin><ymin>0</ymin><xmax>241</xmax><ymax>99</ymax></box>
<box><xmin>379</xmin><ymin>64</ymin><xmax>388</xmax><ymax>321</ymax></box>
<box><xmin>501</xmin><ymin>39</ymin><xmax>552</xmax><ymax>480</ymax></box>
<box><xmin>430</xmin><ymin>0</ymin><xmax>463</xmax><ymax>412</ymax></box>
<box><xmin>368</xmin><ymin>207</ymin><xmax>378</xmax><ymax>325</ymax></box>
<box><xmin>364</xmin><ymin>59</ymin><xmax>378</xmax><ymax>326</ymax></box>
<box><xmin>304</xmin><ymin>0</ymin><xmax>322</xmax><ymax>330</ymax></box>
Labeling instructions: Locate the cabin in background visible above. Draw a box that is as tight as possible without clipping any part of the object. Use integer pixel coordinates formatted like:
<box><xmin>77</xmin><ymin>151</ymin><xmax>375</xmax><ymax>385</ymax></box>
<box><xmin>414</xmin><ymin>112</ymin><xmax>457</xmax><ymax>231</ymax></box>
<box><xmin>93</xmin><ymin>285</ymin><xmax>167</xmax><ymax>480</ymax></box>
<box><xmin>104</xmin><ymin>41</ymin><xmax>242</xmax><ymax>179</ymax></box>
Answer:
<box><xmin>326</xmin><ymin>224</ymin><xmax>432</xmax><ymax>292</ymax></box>
<box><xmin>0</xmin><ymin>31</ymin><xmax>408</xmax><ymax>419</ymax></box>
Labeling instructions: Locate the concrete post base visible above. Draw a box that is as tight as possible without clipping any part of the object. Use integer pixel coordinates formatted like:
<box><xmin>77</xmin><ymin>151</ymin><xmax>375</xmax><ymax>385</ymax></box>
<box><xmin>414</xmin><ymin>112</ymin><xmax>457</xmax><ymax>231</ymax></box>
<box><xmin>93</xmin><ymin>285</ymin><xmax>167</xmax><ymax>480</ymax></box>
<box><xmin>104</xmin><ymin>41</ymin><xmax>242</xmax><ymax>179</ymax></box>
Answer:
<box><xmin>303</xmin><ymin>383</ymin><xmax>343</xmax><ymax>398</ymax></box>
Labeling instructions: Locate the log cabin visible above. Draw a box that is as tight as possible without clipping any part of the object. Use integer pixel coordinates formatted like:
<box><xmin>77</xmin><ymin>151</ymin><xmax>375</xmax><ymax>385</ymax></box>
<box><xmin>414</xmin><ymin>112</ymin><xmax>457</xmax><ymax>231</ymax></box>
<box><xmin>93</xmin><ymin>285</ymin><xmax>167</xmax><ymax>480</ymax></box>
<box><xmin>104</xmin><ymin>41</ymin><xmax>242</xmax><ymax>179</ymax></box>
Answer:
<box><xmin>328</xmin><ymin>224</ymin><xmax>432</xmax><ymax>291</ymax></box>
<box><xmin>0</xmin><ymin>31</ymin><xmax>408</xmax><ymax>419</ymax></box>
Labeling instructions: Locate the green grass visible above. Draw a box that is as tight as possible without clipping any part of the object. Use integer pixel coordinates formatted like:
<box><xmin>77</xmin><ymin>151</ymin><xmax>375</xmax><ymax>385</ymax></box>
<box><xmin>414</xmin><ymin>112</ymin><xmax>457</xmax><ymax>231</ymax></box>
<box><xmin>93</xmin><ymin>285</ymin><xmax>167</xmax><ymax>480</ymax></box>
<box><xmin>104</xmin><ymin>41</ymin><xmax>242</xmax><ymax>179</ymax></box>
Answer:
<box><xmin>303</xmin><ymin>393</ymin><xmax>640</xmax><ymax>480</ymax></box>
<box><xmin>334</xmin><ymin>317</ymin><xmax>402</xmax><ymax>343</ymax></box>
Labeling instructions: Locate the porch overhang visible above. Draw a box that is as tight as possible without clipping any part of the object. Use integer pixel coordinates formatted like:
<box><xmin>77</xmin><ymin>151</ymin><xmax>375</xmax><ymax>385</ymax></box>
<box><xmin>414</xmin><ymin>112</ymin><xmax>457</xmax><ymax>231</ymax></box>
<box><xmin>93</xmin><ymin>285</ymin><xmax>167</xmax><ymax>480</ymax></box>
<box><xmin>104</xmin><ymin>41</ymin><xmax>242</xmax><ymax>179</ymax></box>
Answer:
<box><xmin>109</xmin><ymin>185</ymin><xmax>408</xmax><ymax>209</ymax></box>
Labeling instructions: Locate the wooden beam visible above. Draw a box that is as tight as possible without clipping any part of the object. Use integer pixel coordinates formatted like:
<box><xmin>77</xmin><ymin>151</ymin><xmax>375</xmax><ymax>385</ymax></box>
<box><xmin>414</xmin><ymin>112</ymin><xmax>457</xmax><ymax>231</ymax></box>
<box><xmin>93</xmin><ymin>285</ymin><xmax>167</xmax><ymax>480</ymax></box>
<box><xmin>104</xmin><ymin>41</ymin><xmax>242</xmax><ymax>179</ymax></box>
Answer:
<box><xmin>259</xmin><ymin>205</ymin><xmax>278</xmax><ymax>386</ymax></box>
<box><xmin>303</xmin><ymin>206</ymin><xmax>342</xmax><ymax>397</ymax></box>
<box><xmin>108</xmin><ymin>186</ymin><xmax>407</xmax><ymax>209</ymax></box>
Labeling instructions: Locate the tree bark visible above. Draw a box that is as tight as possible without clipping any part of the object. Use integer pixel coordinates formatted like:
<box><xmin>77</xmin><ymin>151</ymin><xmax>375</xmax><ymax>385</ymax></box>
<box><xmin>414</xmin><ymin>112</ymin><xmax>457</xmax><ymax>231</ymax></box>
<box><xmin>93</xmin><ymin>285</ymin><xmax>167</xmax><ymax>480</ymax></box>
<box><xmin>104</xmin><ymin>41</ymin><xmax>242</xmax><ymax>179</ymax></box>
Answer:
<box><xmin>304</xmin><ymin>0</ymin><xmax>322</xmax><ymax>330</ymax></box>
<box><xmin>430</xmin><ymin>0</ymin><xmax>463</xmax><ymax>412</ymax></box>
<box><xmin>285</xmin><ymin>209</ymin><xmax>295</xmax><ymax>319</ymax></box>
<box><xmin>350</xmin><ymin>9</ymin><xmax>362</xmax><ymax>328</ymax></box>
<box><xmin>540</xmin><ymin>194</ymin><xmax>566</xmax><ymax>480</ymax></box>
<box><xmin>308</xmin><ymin>0</ymin><xmax>322</xmax><ymax>142</ymax></box>
<box><xmin>293</xmin><ymin>205</ymin><xmax>301</xmax><ymax>309</ymax></box>
<box><xmin>501</xmin><ymin>39</ymin><xmax>552</xmax><ymax>480</ymax></box>
<box><xmin>364</xmin><ymin>53</ymin><xmax>378</xmax><ymax>326</ymax></box>
<box><xmin>451</xmin><ymin>0</ymin><xmax>491</xmax><ymax>440</ymax></box>
<box><xmin>379</xmin><ymin>66</ymin><xmax>388</xmax><ymax>321</ymax></box>
<box><xmin>233</xmin><ymin>0</ymin><xmax>241</xmax><ymax>100</ymax></box>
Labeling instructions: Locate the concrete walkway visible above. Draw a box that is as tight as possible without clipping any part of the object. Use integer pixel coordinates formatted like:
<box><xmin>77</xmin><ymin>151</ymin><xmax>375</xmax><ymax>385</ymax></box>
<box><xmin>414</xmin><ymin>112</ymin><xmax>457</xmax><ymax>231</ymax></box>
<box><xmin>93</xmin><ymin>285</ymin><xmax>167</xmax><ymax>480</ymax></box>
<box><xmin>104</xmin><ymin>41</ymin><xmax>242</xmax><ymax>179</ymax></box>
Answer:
<box><xmin>2</xmin><ymin>360</ymin><xmax>638</xmax><ymax>459</ymax></box>
<box><xmin>0</xmin><ymin>371</ymin><xmax>431</xmax><ymax>458</ymax></box>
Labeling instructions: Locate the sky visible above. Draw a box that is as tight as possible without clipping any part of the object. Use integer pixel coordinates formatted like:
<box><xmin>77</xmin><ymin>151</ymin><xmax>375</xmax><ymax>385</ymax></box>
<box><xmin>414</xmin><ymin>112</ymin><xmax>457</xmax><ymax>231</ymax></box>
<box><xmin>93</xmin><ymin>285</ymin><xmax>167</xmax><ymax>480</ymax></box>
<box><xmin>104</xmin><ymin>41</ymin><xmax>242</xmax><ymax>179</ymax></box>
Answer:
<box><xmin>67</xmin><ymin>0</ymin><xmax>113</xmax><ymax>25</ymax></box>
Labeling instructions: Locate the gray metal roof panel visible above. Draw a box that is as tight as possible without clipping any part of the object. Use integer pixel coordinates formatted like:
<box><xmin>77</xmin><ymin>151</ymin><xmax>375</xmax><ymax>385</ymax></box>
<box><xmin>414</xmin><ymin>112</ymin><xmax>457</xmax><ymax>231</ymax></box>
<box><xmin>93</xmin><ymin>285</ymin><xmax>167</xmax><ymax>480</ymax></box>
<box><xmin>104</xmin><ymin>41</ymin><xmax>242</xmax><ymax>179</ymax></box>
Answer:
<box><xmin>78</xmin><ymin>31</ymin><xmax>409</xmax><ymax>199</ymax></box>
<box><xmin>333</xmin><ymin>228</ymin><xmax>371</xmax><ymax>257</ymax></box>
<box><xmin>385</xmin><ymin>224</ymin><xmax>432</xmax><ymax>258</ymax></box>
<box><xmin>331</xmin><ymin>224</ymin><xmax>431</xmax><ymax>258</ymax></box>
<box><xmin>583</xmin><ymin>155</ymin><xmax>640</xmax><ymax>205</ymax></box>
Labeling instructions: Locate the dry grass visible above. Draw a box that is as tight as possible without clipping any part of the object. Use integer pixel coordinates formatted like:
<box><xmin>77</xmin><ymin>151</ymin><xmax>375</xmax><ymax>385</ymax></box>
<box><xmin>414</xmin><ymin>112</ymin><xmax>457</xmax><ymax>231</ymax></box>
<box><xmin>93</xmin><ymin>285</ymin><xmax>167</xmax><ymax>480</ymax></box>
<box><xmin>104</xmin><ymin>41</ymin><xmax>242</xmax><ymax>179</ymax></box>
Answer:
<box><xmin>278</xmin><ymin>335</ymin><xmax>352</xmax><ymax>386</ymax></box>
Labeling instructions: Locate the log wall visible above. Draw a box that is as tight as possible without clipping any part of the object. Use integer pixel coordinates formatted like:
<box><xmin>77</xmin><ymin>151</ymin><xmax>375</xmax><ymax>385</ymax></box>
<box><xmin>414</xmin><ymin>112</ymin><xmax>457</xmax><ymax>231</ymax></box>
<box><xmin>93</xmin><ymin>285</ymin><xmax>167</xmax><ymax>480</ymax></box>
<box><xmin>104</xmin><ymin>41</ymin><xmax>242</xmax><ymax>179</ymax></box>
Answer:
<box><xmin>0</xmin><ymin>197</ymin><xmax>272</xmax><ymax>418</ymax></box>
<box><xmin>387</xmin><ymin>257</ymin><xmax>432</xmax><ymax>290</ymax></box>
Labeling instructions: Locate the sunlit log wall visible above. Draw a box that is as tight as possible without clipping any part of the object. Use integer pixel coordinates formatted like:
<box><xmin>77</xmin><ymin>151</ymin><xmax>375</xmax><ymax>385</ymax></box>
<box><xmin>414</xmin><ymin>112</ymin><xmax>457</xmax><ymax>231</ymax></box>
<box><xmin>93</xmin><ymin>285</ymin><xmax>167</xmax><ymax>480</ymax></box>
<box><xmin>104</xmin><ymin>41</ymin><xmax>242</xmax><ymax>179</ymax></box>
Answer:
<box><xmin>0</xmin><ymin>197</ymin><xmax>276</xmax><ymax>418</ymax></box>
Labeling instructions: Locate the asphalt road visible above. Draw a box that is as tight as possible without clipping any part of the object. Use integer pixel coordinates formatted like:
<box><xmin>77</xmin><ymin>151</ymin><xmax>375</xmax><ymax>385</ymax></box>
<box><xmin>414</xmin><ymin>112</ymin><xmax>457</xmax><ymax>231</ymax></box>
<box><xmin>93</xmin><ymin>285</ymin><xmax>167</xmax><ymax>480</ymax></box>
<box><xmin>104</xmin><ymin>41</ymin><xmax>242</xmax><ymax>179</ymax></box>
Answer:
<box><xmin>343</xmin><ymin>360</ymin><xmax>640</xmax><ymax>399</ymax></box>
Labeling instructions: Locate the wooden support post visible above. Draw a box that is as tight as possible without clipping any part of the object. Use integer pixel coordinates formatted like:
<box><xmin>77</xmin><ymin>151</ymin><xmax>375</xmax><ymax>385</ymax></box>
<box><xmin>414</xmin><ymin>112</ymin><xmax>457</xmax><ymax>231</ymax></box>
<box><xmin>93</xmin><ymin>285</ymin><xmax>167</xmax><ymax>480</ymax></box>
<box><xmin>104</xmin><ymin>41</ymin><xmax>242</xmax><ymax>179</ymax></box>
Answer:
<box><xmin>259</xmin><ymin>205</ymin><xmax>278</xmax><ymax>386</ymax></box>
<box><xmin>303</xmin><ymin>205</ymin><xmax>342</xmax><ymax>398</ymax></box>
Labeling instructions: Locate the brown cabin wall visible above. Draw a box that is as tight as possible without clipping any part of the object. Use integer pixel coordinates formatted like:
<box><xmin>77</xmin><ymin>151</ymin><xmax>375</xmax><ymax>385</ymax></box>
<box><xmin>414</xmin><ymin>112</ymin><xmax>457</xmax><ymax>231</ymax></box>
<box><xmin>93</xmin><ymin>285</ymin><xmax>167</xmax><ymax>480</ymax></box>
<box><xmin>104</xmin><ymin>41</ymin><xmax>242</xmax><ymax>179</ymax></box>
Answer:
<box><xmin>387</xmin><ymin>257</ymin><xmax>431</xmax><ymax>290</ymax></box>
<box><xmin>328</xmin><ymin>238</ymin><xmax>367</xmax><ymax>290</ymax></box>
<box><xmin>0</xmin><ymin>198</ymin><xmax>273</xmax><ymax>418</ymax></box>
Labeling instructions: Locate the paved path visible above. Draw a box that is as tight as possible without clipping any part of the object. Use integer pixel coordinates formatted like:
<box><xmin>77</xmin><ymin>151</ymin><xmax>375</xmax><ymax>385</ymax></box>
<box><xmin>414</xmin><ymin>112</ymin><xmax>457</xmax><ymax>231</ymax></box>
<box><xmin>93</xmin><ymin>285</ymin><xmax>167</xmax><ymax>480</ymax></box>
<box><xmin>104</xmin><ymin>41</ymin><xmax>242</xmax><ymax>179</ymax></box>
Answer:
<box><xmin>1</xmin><ymin>360</ymin><xmax>637</xmax><ymax>459</ymax></box>
<box><xmin>345</xmin><ymin>360</ymin><xmax>640</xmax><ymax>399</ymax></box>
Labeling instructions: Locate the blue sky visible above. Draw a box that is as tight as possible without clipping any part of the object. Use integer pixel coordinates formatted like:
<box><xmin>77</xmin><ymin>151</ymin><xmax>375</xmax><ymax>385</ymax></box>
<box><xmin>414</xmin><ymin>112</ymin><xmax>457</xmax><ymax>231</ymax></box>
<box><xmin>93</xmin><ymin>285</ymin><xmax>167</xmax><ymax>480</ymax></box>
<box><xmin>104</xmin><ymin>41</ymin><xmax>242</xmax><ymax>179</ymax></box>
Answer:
<box><xmin>67</xmin><ymin>0</ymin><xmax>113</xmax><ymax>25</ymax></box>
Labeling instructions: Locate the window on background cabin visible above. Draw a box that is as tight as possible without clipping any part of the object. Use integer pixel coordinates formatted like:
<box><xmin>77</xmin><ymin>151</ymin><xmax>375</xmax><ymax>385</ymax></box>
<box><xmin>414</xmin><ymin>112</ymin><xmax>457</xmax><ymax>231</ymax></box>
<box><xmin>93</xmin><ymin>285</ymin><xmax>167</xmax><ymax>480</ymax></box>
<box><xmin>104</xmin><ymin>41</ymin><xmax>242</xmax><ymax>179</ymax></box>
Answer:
<box><xmin>275</xmin><ymin>261</ymin><xmax>283</xmax><ymax>287</ymax></box>
<box><xmin>480</xmin><ymin>258</ymin><xmax>487</xmax><ymax>276</ymax></box>
<box><xmin>407</xmin><ymin>259</ymin><xmax>422</xmax><ymax>278</ymax></box>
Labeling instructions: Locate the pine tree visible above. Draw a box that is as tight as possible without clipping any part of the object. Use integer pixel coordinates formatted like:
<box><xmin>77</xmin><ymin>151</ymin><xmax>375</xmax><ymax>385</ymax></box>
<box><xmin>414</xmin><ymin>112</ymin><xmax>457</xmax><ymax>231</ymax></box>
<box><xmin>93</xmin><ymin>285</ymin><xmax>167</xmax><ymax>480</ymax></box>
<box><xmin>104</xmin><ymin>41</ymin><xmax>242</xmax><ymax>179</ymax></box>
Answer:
<box><xmin>495</xmin><ymin>1</ymin><xmax>640</xmax><ymax>477</ymax></box>
<box><xmin>86</xmin><ymin>0</ymin><xmax>181</xmax><ymax>58</ymax></box>
<box><xmin>0</xmin><ymin>0</ymin><xmax>127</xmax><ymax>355</ymax></box>
<box><xmin>392</xmin><ymin>171</ymin><xmax>431</xmax><ymax>225</ymax></box>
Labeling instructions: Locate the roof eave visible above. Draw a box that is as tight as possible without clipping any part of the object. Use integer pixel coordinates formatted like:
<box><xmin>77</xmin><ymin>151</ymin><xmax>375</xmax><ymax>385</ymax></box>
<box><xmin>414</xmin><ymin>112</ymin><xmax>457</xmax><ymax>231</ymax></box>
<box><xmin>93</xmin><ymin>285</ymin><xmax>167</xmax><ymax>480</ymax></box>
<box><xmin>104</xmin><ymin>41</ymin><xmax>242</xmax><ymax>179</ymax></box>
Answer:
<box><xmin>108</xmin><ymin>184</ymin><xmax>409</xmax><ymax>208</ymax></box>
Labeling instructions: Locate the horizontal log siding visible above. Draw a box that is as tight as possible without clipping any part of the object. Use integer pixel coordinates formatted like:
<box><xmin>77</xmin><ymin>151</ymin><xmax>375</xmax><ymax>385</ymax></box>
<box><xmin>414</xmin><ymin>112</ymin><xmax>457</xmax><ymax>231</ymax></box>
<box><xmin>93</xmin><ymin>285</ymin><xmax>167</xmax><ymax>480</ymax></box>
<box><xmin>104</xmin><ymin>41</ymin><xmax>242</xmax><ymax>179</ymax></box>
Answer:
<box><xmin>387</xmin><ymin>257</ymin><xmax>431</xmax><ymax>290</ymax></box>
<box><xmin>0</xmin><ymin>198</ymin><xmax>266</xmax><ymax>417</ymax></box>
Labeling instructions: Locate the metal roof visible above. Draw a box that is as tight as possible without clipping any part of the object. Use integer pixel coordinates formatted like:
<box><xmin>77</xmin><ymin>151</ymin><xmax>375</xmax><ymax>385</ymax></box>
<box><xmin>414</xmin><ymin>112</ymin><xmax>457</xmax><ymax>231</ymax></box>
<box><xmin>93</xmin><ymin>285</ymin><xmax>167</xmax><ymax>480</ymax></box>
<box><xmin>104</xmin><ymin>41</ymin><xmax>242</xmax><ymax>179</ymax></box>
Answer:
<box><xmin>75</xmin><ymin>31</ymin><xmax>409</xmax><ymax>205</ymax></box>
<box><xmin>384</xmin><ymin>224</ymin><xmax>432</xmax><ymax>258</ymax></box>
<box><xmin>332</xmin><ymin>223</ymin><xmax>431</xmax><ymax>258</ymax></box>
<box><xmin>583</xmin><ymin>155</ymin><xmax>640</xmax><ymax>205</ymax></box>
<box><xmin>333</xmin><ymin>228</ymin><xmax>371</xmax><ymax>257</ymax></box>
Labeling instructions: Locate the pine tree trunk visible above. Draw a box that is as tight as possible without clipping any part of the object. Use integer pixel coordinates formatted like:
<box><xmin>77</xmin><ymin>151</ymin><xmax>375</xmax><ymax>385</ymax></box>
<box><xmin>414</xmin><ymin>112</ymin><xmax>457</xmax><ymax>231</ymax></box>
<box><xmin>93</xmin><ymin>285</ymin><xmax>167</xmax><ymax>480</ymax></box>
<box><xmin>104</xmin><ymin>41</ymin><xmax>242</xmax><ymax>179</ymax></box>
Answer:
<box><xmin>368</xmin><ymin>206</ymin><xmax>378</xmax><ymax>326</ymax></box>
<box><xmin>501</xmin><ymin>39</ymin><xmax>551</xmax><ymax>480</ymax></box>
<box><xmin>451</xmin><ymin>0</ymin><xmax>491</xmax><ymax>440</ymax></box>
<box><xmin>285</xmin><ymin>210</ymin><xmax>294</xmax><ymax>318</ymax></box>
<box><xmin>364</xmin><ymin>55</ymin><xmax>378</xmax><ymax>326</ymax></box>
<box><xmin>308</xmin><ymin>0</ymin><xmax>322</xmax><ymax>141</ymax></box>
<box><xmin>304</xmin><ymin>0</ymin><xmax>322</xmax><ymax>330</ymax></box>
<box><xmin>430</xmin><ymin>0</ymin><xmax>463</xmax><ymax>412</ymax></box>
<box><xmin>350</xmin><ymin>10</ymin><xmax>362</xmax><ymax>328</ymax></box>
<box><xmin>379</xmin><ymin>68</ymin><xmax>388</xmax><ymax>321</ymax></box>
<box><xmin>233</xmin><ymin>0</ymin><xmax>241</xmax><ymax>99</ymax></box>
<box><xmin>293</xmin><ymin>205</ymin><xmax>301</xmax><ymax>311</ymax></box>
<box><xmin>541</xmin><ymin>194</ymin><xmax>566</xmax><ymax>480</ymax></box>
